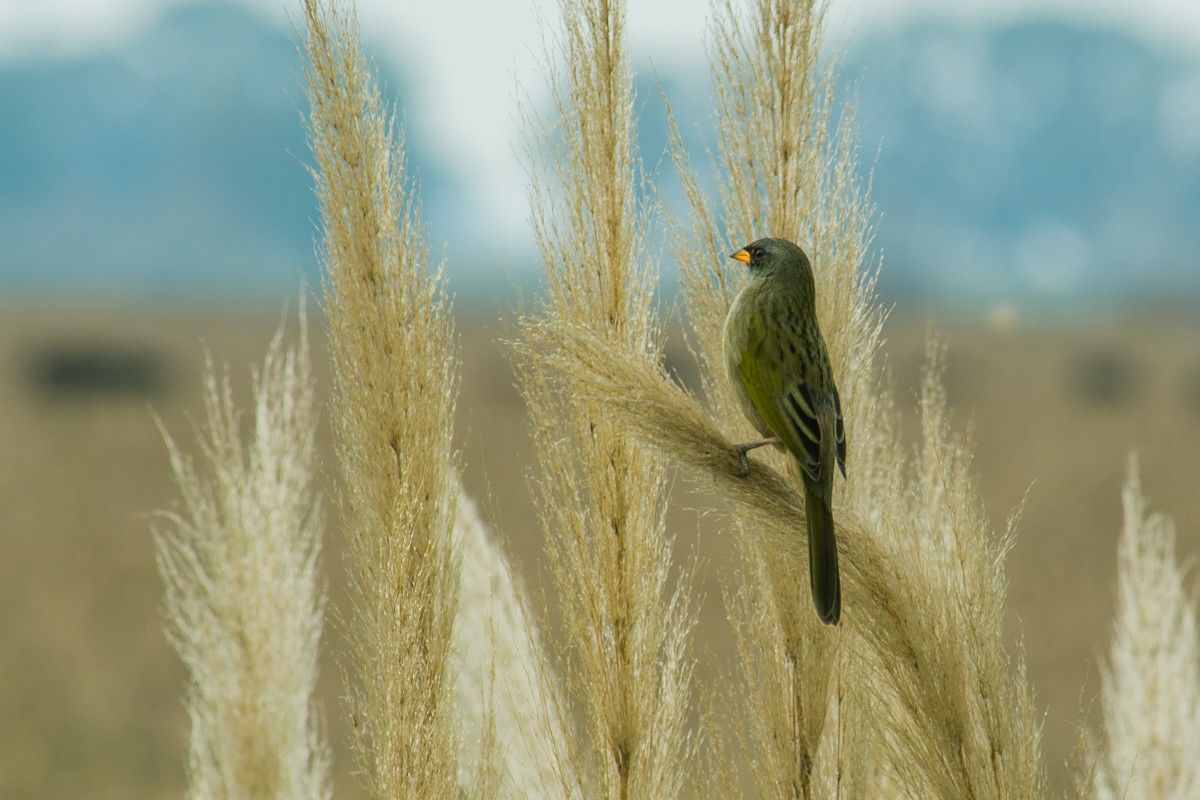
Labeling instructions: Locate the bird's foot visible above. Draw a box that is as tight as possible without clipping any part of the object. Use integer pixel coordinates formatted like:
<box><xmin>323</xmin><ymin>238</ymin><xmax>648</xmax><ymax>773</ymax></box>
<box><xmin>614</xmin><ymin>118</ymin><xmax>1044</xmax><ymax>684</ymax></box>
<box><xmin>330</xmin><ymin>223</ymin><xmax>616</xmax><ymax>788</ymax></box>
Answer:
<box><xmin>734</xmin><ymin>444</ymin><xmax>752</xmax><ymax>477</ymax></box>
<box><xmin>732</xmin><ymin>436</ymin><xmax>781</xmax><ymax>478</ymax></box>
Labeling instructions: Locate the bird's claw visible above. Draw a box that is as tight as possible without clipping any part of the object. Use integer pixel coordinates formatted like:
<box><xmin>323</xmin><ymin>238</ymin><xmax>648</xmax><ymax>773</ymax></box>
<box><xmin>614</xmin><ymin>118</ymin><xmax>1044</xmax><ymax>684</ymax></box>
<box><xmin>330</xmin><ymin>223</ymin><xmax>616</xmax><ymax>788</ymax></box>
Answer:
<box><xmin>734</xmin><ymin>444</ymin><xmax>752</xmax><ymax>478</ymax></box>
<box><xmin>732</xmin><ymin>436</ymin><xmax>781</xmax><ymax>477</ymax></box>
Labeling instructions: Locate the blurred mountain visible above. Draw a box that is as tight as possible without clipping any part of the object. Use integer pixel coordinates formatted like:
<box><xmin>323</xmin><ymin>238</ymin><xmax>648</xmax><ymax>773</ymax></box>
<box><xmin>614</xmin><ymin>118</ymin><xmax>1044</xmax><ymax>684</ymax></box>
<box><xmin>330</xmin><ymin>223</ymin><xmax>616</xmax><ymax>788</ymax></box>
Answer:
<box><xmin>0</xmin><ymin>4</ymin><xmax>315</xmax><ymax>300</ymax></box>
<box><xmin>0</xmin><ymin>4</ymin><xmax>1196</xmax><ymax>308</ymax></box>
<box><xmin>844</xmin><ymin>19</ymin><xmax>1200</xmax><ymax>306</ymax></box>
<box><xmin>0</xmin><ymin>3</ymin><xmax>454</xmax><ymax>303</ymax></box>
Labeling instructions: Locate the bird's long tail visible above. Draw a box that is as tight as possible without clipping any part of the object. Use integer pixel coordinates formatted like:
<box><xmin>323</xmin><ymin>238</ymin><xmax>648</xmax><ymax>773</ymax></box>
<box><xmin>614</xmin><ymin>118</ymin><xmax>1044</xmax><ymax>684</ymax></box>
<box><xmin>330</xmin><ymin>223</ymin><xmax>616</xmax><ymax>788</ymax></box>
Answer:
<box><xmin>804</xmin><ymin>478</ymin><xmax>841</xmax><ymax>625</ymax></box>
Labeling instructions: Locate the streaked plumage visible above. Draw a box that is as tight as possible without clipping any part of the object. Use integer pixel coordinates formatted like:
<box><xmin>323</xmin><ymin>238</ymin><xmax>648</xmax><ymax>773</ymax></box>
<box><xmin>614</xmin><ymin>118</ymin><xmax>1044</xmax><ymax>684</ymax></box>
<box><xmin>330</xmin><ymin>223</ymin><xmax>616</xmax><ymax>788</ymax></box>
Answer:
<box><xmin>723</xmin><ymin>237</ymin><xmax>846</xmax><ymax>625</ymax></box>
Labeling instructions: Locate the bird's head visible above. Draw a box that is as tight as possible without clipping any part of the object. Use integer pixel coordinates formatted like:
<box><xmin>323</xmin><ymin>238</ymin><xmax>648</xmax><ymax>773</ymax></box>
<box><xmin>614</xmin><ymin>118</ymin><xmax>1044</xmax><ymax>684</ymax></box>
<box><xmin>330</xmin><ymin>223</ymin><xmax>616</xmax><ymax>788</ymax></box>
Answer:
<box><xmin>729</xmin><ymin>237</ymin><xmax>812</xmax><ymax>276</ymax></box>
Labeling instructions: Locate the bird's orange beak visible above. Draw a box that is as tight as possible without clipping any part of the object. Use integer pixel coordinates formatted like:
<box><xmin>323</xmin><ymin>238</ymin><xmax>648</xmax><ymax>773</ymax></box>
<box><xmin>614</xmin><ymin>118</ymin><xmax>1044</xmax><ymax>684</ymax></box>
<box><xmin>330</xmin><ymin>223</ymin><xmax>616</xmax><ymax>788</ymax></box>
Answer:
<box><xmin>730</xmin><ymin>249</ymin><xmax>751</xmax><ymax>264</ymax></box>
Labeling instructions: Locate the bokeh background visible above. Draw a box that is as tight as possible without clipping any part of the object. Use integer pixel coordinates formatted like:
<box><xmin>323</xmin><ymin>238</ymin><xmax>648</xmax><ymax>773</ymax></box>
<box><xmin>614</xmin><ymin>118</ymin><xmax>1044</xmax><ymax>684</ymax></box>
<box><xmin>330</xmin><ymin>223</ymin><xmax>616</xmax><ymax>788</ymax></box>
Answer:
<box><xmin>1</xmin><ymin>0</ymin><xmax>1198</xmax><ymax>796</ymax></box>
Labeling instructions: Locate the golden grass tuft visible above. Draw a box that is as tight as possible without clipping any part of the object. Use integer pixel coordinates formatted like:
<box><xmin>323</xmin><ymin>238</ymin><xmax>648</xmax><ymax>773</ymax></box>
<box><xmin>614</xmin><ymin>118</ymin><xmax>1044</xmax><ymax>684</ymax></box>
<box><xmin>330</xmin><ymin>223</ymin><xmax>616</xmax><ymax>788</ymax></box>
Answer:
<box><xmin>517</xmin><ymin>0</ymin><xmax>695</xmax><ymax>795</ymax></box>
<box><xmin>667</xmin><ymin>0</ymin><xmax>879</xmax><ymax>793</ymax></box>
<box><xmin>542</xmin><ymin>0</ymin><xmax>1049</xmax><ymax>795</ymax></box>
<box><xmin>154</xmin><ymin>311</ymin><xmax>330</xmax><ymax>799</ymax></box>
<box><xmin>450</xmin><ymin>487</ymin><xmax>565</xmax><ymax>798</ymax></box>
<box><xmin>1080</xmin><ymin>456</ymin><xmax>1200</xmax><ymax>799</ymax></box>
<box><xmin>301</xmin><ymin>0</ymin><xmax>463</xmax><ymax>795</ymax></box>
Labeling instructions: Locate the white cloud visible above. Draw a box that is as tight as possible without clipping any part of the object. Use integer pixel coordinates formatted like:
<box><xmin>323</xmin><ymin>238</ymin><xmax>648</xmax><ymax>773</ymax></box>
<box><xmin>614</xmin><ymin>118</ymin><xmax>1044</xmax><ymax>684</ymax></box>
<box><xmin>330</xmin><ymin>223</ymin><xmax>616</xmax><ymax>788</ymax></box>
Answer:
<box><xmin>1159</xmin><ymin>69</ymin><xmax>1200</xmax><ymax>158</ymax></box>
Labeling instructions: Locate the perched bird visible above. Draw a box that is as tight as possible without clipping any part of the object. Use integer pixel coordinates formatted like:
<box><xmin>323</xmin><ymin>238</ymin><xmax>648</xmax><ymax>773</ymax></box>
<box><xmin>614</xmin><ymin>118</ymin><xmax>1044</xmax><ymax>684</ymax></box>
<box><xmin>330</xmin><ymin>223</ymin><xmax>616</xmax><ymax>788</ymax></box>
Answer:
<box><xmin>723</xmin><ymin>237</ymin><xmax>846</xmax><ymax>625</ymax></box>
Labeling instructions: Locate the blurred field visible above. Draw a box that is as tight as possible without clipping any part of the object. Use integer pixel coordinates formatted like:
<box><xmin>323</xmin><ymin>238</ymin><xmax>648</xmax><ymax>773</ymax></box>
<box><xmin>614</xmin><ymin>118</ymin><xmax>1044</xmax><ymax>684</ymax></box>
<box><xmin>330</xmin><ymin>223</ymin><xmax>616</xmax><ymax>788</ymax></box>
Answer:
<box><xmin>2</xmin><ymin>301</ymin><xmax>1198</xmax><ymax>797</ymax></box>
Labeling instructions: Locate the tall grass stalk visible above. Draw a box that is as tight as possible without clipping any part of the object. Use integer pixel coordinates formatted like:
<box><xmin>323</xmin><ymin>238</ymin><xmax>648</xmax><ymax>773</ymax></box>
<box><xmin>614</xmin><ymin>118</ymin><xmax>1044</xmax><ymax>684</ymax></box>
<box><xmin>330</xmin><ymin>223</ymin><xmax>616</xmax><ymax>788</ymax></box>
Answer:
<box><xmin>1081</xmin><ymin>456</ymin><xmax>1200</xmax><ymax>799</ymax></box>
<box><xmin>451</xmin><ymin>488</ymin><xmax>565</xmax><ymax>797</ymax></box>
<box><xmin>154</xmin><ymin>313</ymin><xmax>329</xmax><ymax>800</ymax></box>
<box><xmin>519</xmin><ymin>0</ymin><xmax>694</xmax><ymax>795</ymax></box>
<box><xmin>667</xmin><ymin>0</ymin><xmax>879</xmax><ymax>794</ymax></box>
<box><xmin>301</xmin><ymin>0</ymin><xmax>463</xmax><ymax>795</ymax></box>
<box><xmin>544</xmin><ymin>0</ymin><xmax>1048</xmax><ymax>795</ymax></box>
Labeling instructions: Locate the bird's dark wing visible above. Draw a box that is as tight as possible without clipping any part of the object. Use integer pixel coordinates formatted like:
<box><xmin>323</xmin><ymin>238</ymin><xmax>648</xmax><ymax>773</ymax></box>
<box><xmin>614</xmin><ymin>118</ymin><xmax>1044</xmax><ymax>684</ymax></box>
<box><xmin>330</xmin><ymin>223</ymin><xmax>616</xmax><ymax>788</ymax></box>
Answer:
<box><xmin>735</xmin><ymin>336</ymin><xmax>819</xmax><ymax>477</ymax></box>
<box><xmin>734</xmin><ymin>309</ymin><xmax>839</xmax><ymax>484</ymax></box>
<box><xmin>778</xmin><ymin>380</ymin><xmax>823</xmax><ymax>483</ymax></box>
<box><xmin>833</xmin><ymin>386</ymin><xmax>846</xmax><ymax>478</ymax></box>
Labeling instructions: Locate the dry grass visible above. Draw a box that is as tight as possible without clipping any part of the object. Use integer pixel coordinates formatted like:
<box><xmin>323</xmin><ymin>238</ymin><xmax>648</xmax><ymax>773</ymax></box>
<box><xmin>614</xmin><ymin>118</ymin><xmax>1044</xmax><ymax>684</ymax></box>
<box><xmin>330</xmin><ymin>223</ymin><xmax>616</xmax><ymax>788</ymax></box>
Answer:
<box><xmin>449</xmin><ymin>489</ymin><xmax>563</xmax><ymax>798</ymax></box>
<box><xmin>534</xmin><ymin>0</ymin><xmax>1048</xmax><ymax>796</ymax></box>
<box><xmin>154</xmin><ymin>312</ymin><xmax>329</xmax><ymax>799</ymax></box>
<box><xmin>517</xmin><ymin>0</ymin><xmax>694</xmax><ymax>795</ymax></box>
<box><xmin>664</xmin><ymin>1</ymin><xmax>881</xmax><ymax>793</ymax></box>
<box><xmin>301</xmin><ymin>2</ymin><xmax>567</xmax><ymax>796</ymax></box>
<box><xmin>2</xmin><ymin>307</ymin><xmax>1199</xmax><ymax>798</ymax></box>
<box><xmin>7</xmin><ymin>0</ymin><xmax>1200</xmax><ymax>798</ymax></box>
<box><xmin>1080</xmin><ymin>456</ymin><xmax>1200</xmax><ymax>799</ymax></box>
<box><xmin>302</xmin><ymin>0</ymin><xmax>463</xmax><ymax>795</ymax></box>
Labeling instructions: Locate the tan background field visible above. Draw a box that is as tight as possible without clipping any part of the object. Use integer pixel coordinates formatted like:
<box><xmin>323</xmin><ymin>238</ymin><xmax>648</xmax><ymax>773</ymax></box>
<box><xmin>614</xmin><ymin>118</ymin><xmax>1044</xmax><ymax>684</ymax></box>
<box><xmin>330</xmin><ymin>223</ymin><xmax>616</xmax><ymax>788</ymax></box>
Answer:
<box><xmin>2</xmin><ymin>302</ymin><xmax>1198</xmax><ymax>797</ymax></box>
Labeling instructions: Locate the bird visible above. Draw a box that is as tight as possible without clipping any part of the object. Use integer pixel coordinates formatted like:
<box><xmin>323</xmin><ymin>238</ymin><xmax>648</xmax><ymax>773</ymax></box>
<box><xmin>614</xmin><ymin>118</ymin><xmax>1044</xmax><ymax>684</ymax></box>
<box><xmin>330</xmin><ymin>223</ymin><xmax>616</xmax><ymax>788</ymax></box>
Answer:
<box><xmin>722</xmin><ymin>237</ymin><xmax>846</xmax><ymax>625</ymax></box>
